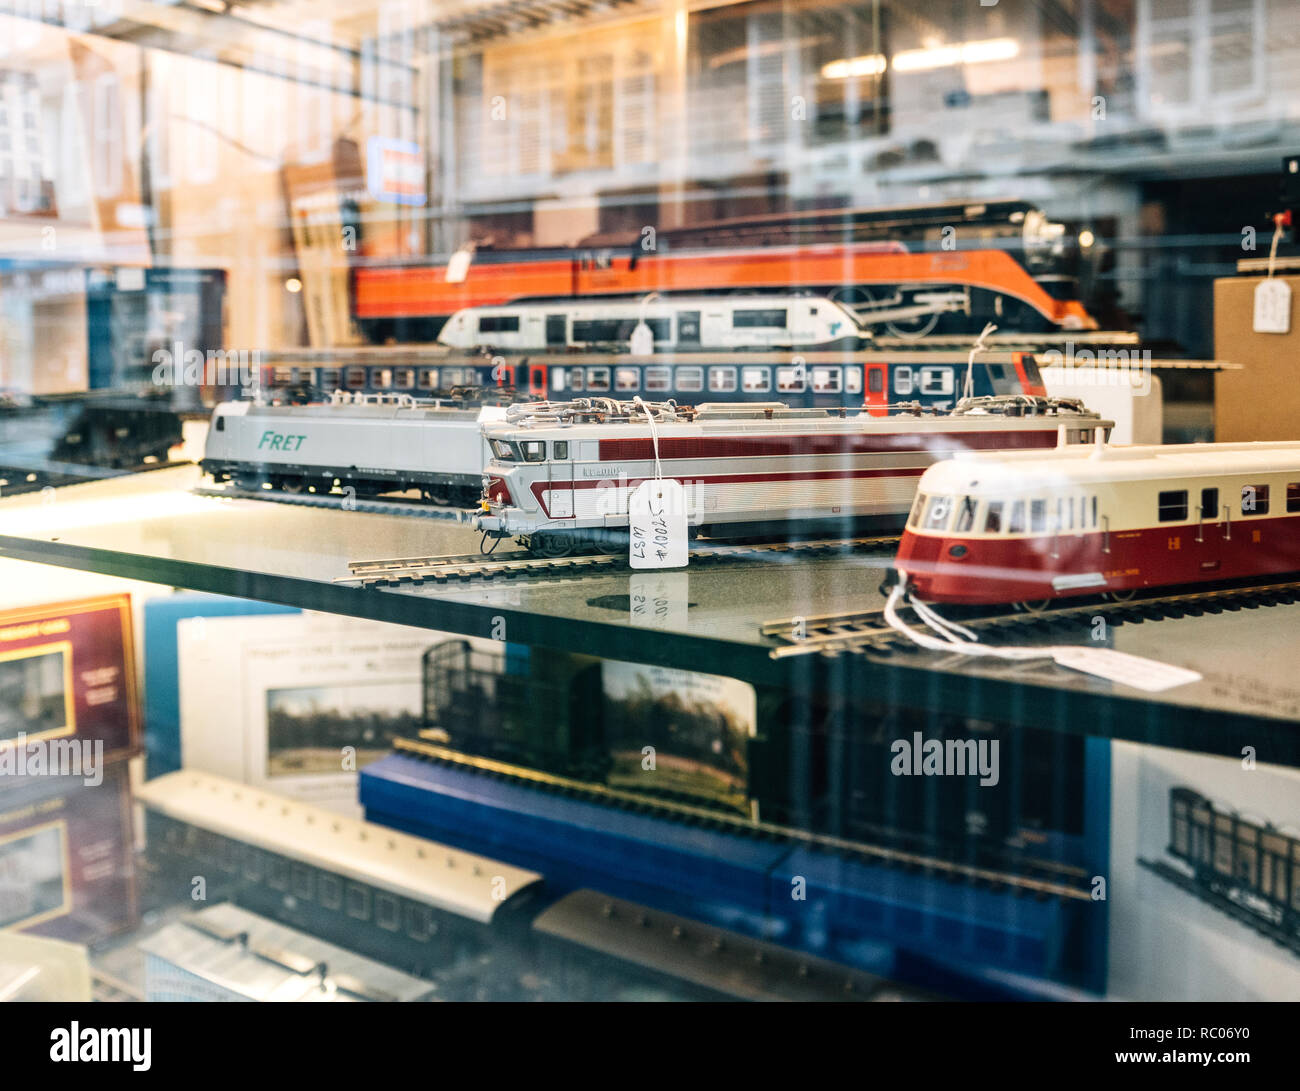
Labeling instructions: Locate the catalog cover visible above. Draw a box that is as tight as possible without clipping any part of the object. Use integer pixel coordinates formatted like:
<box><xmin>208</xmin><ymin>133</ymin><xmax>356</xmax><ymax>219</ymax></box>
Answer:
<box><xmin>0</xmin><ymin>594</ymin><xmax>139</xmax><ymax>768</ymax></box>
<box><xmin>1108</xmin><ymin>741</ymin><xmax>1300</xmax><ymax>1000</ymax></box>
<box><xmin>177</xmin><ymin>613</ymin><xmax>450</xmax><ymax>816</ymax></box>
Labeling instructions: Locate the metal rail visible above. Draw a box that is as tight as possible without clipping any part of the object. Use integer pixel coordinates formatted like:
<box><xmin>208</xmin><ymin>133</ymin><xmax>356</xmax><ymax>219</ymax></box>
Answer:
<box><xmin>339</xmin><ymin>535</ymin><xmax>901</xmax><ymax>587</ymax></box>
<box><xmin>193</xmin><ymin>485</ymin><xmax>470</xmax><ymax>522</ymax></box>
<box><xmin>763</xmin><ymin>578</ymin><xmax>1300</xmax><ymax>659</ymax></box>
<box><xmin>393</xmin><ymin>737</ymin><xmax>1094</xmax><ymax>902</ymax></box>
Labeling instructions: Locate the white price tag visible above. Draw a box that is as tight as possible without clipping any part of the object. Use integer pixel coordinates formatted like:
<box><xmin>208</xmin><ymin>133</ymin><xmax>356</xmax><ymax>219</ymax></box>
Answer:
<box><xmin>445</xmin><ymin>247</ymin><xmax>473</xmax><ymax>284</ymax></box>
<box><xmin>1051</xmin><ymin>646</ymin><xmax>1202</xmax><ymax>693</ymax></box>
<box><xmin>1253</xmin><ymin>278</ymin><xmax>1291</xmax><ymax>334</ymax></box>
<box><xmin>629</xmin><ymin>322</ymin><xmax>654</xmax><ymax>355</ymax></box>
<box><xmin>629</xmin><ymin>572</ymin><xmax>689</xmax><ymax>629</ymax></box>
<box><xmin>628</xmin><ymin>479</ymin><xmax>688</xmax><ymax>569</ymax></box>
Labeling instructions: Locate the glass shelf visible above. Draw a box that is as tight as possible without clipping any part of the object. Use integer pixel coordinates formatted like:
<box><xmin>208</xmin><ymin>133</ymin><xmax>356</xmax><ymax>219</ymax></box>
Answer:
<box><xmin>2</xmin><ymin>465</ymin><xmax>1297</xmax><ymax>766</ymax></box>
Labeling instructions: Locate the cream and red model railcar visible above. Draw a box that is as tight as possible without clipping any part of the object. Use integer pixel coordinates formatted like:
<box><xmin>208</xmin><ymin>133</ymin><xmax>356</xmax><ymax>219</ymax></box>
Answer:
<box><xmin>473</xmin><ymin>396</ymin><xmax>1110</xmax><ymax>555</ymax></box>
<box><xmin>894</xmin><ymin>439</ymin><xmax>1300</xmax><ymax>604</ymax></box>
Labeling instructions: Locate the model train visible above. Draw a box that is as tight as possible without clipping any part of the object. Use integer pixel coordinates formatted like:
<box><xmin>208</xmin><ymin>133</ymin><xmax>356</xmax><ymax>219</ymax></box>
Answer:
<box><xmin>254</xmin><ymin>347</ymin><xmax>1052</xmax><ymax>413</ymax></box>
<box><xmin>436</xmin><ymin>294</ymin><xmax>872</xmax><ymax>353</ymax></box>
<box><xmin>474</xmin><ymin>396</ymin><xmax>1111</xmax><ymax>556</ymax></box>
<box><xmin>892</xmin><ymin>439</ymin><xmax>1300</xmax><ymax>605</ymax></box>
<box><xmin>1163</xmin><ymin>787</ymin><xmax>1300</xmax><ymax>937</ymax></box>
<box><xmin>354</xmin><ymin>199</ymin><xmax>1100</xmax><ymax>343</ymax></box>
<box><xmin>138</xmin><ymin>770</ymin><xmax>900</xmax><ymax>1001</ymax></box>
<box><xmin>201</xmin><ymin>391</ymin><xmax>502</xmax><ymax>505</ymax></box>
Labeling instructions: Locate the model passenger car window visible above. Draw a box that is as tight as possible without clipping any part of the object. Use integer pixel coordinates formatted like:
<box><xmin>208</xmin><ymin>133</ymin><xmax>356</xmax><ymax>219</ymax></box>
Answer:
<box><xmin>586</xmin><ymin>367</ymin><xmax>611</xmax><ymax>391</ymax></box>
<box><xmin>708</xmin><ymin>366</ymin><xmax>737</xmax><ymax>393</ymax></box>
<box><xmin>615</xmin><ymin>367</ymin><xmax>639</xmax><ymax>392</ymax></box>
<box><xmin>676</xmin><ymin>366</ymin><xmax>704</xmax><ymax>392</ymax></box>
<box><xmin>741</xmin><ymin>366</ymin><xmax>771</xmax><ymax>392</ymax></box>
<box><xmin>1158</xmin><ymin>490</ymin><xmax>1189</xmax><ymax>522</ymax></box>
<box><xmin>478</xmin><ymin>315</ymin><xmax>520</xmax><ymax>333</ymax></box>
<box><xmin>1241</xmin><ymin>484</ymin><xmax>1269</xmax><ymax>514</ymax></box>
<box><xmin>776</xmin><ymin>365</ymin><xmax>806</xmax><ymax>393</ymax></box>
<box><xmin>984</xmin><ymin>500</ymin><xmax>1004</xmax><ymax>533</ymax></box>
<box><xmin>1289</xmin><ymin>483</ymin><xmax>1300</xmax><ymax>512</ymax></box>
<box><xmin>812</xmin><ymin>366</ymin><xmax>841</xmax><ymax>393</ymax></box>
<box><xmin>644</xmin><ymin>366</ymin><xmax>671</xmax><ymax>392</ymax></box>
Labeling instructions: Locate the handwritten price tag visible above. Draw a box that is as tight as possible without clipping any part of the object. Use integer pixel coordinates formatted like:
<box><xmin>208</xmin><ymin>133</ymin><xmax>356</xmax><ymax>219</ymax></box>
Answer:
<box><xmin>1253</xmin><ymin>279</ymin><xmax>1292</xmax><ymax>334</ymax></box>
<box><xmin>628</xmin><ymin>479</ymin><xmax>688</xmax><ymax>569</ymax></box>
<box><xmin>1051</xmin><ymin>646</ymin><xmax>1202</xmax><ymax>692</ymax></box>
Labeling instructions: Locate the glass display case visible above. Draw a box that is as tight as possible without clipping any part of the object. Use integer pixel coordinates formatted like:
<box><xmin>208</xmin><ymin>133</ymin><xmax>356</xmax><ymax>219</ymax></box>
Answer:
<box><xmin>0</xmin><ymin>0</ymin><xmax>1298</xmax><ymax>1034</ymax></box>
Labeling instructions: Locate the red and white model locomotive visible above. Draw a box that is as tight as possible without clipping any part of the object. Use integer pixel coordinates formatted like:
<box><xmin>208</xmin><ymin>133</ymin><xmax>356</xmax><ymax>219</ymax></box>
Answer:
<box><xmin>473</xmin><ymin>396</ymin><xmax>1111</xmax><ymax>556</ymax></box>
<box><xmin>894</xmin><ymin>438</ymin><xmax>1300</xmax><ymax>605</ymax></box>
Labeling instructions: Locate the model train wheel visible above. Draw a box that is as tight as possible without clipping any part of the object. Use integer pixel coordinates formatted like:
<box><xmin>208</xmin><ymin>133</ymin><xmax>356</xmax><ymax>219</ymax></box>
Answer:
<box><xmin>280</xmin><ymin>479</ymin><xmax>303</xmax><ymax>494</ymax></box>
<box><xmin>423</xmin><ymin>485</ymin><xmax>453</xmax><ymax>505</ymax></box>
<box><xmin>530</xmin><ymin>533</ymin><xmax>574</xmax><ymax>558</ymax></box>
<box><xmin>1013</xmin><ymin>599</ymin><xmax>1053</xmax><ymax>614</ymax></box>
<box><xmin>1105</xmin><ymin>588</ymin><xmax>1137</xmax><ymax>602</ymax></box>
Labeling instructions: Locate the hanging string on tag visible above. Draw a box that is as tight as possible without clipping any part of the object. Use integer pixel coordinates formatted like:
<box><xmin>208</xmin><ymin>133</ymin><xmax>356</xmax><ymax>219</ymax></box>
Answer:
<box><xmin>633</xmin><ymin>396</ymin><xmax>664</xmax><ymax>488</ymax></box>
<box><xmin>628</xmin><ymin>397</ymin><xmax>687</xmax><ymax>568</ymax></box>
<box><xmin>962</xmin><ymin>322</ymin><xmax>998</xmax><ymax>400</ymax></box>
<box><xmin>1268</xmin><ymin>214</ymin><xmax>1284</xmax><ymax>279</ymax></box>
<box><xmin>882</xmin><ymin>575</ymin><xmax>1201</xmax><ymax>692</ymax></box>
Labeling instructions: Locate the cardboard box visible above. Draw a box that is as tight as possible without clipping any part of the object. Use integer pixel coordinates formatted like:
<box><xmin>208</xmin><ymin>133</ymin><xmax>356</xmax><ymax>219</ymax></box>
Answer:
<box><xmin>1213</xmin><ymin>274</ymin><xmax>1300</xmax><ymax>442</ymax></box>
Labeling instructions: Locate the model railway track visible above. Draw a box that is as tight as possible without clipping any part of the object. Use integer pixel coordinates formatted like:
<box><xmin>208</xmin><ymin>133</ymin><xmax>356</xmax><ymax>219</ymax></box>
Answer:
<box><xmin>192</xmin><ymin>485</ymin><xmax>469</xmax><ymax>521</ymax></box>
<box><xmin>339</xmin><ymin>535</ymin><xmax>901</xmax><ymax>587</ymax></box>
<box><xmin>1138</xmin><ymin>858</ymin><xmax>1300</xmax><ymax>957</ymax></box>
<box><xmin>393</xmin><ymin>736</ymin><xmax>1093</xmax><ymax>901</ymax></box>
<box><xmin>762</xmin><ymin>577</ymin><xmax>1300</xmax><ymax>659</ymax></box>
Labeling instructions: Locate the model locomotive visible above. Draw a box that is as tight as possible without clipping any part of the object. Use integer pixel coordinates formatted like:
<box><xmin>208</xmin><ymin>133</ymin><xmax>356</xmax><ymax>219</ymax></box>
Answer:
<box><xmin>354</xmin><ymin>199</ymin><xmax>1100</xmax><ymax>343</ymax></box>
<box><xmin>201</xmin><ymin>390</ymin><xmax>512</xmax><ymax>505</ymax></box>
<box><xmin>436</xmin><ymin>294</ymin><xmax>871</xmax><ymax>353</ymax></box>
<box><xmin>893</xmin><ymin>439</ymin><xmax>1300</xmax><ymax>605</ymax></box>
<box><xmin>473</xmin><ymin>396</ymin><xmax>1111</xmax><ymax>556</ymax></box>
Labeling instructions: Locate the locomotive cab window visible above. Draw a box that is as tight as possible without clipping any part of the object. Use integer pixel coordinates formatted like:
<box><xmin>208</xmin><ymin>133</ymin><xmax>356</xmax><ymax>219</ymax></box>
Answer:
<box><xmin>520</xmin><ymin>441</ymin><xmax>546</xmax><ymax>462</ymax></box>
<box><xmin>489</xmin><ymin>440</ymin><xmax>518</xmax><ymax>461</ymax></box>
<box><xmin>908</xmin><ymin>493</ymin><xmax>927</xmax><ymax>528</ymax></box>
<box><xmin>1158</xmin><ymin>490</ymin><xmax>1188</xmax><ymax>522</ymax></box>
<box><xmin>954</xmin><ymin>496</ymin><xmax>978</xmax><ymax>533</ymax></box>
<box><xmin>478</xmin><ymin>315</ymin><xmax>520</xmax><ymax>334</ymax></box>
<box><xmin>984</xmin><ymin>500</ymin><xmax>1004</xmax><ymax>533</ymax></box>
<box><xmin>1029</xmin><ymin>499</ymin><xmax>1047</xmax><ymax>533</ymax></box>
<box><xmin>923</xmin><ymin>495</ymin><xmax>953</xmax><ymax>531</ymax></box>
<box><xmin>1009</xmin><ymin>500</ymin><xmax>1027</xmax><ymax>535</ymax></box>
<box><xmin>215</xmin><ymin>416</ymin><xmax>225</xmax><ymax>432</ymax></box>
<box><xmin>1242</xmin><ymin>484</ymin><xmax>1269</xmax><ymax>515</ymax></box>
<box><xmin>1287</xmin><ymin>482</ymin><xmax>1300</xmax><ymax>512</ymax></box>
<box><xmin>553</xmin><ymin>441</ymin><xmax>568</xmax><ymax>460</ymax></box>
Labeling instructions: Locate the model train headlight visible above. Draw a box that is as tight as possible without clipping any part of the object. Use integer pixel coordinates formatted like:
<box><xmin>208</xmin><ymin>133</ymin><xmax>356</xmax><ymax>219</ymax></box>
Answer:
<box><xmin>948</xmin><ymin>544</ymin><xmax>968</xmax><ymax>558</ymax></box>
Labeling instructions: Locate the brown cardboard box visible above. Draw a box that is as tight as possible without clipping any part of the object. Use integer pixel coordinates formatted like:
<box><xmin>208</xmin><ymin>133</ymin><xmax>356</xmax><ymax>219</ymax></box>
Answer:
<box><xmin>1214</xmin><ymin>274</ymin><xmax>1300</xmax><ymax>441</ymax></box>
